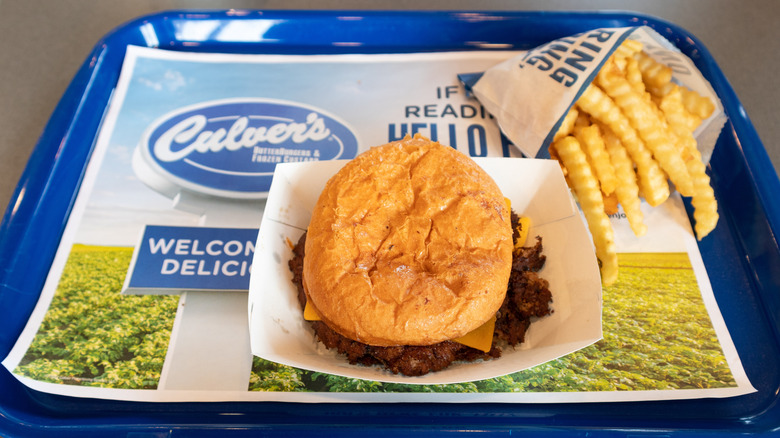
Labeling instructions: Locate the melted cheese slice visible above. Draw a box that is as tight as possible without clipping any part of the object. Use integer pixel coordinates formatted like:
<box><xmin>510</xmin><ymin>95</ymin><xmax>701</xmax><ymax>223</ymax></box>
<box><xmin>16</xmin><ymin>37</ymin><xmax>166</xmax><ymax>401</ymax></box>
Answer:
<box><xmin>514</xmin><ymin>216</ymin><xmax>531</xmax><ymax>250</ymax></box>
<box><xmin>303</xmin><ymin>300</ymin><xmax>495</xmax><ymax>352</ymax></box>
<box><xmin>303</xmin><ymin>298</ymin><xmax>322</xmax><ymax>321</ymax></box>
<box><xmin>451</xmin><ymin>316</ymin><xmax>496</xmax><ymax>352</ymax></box>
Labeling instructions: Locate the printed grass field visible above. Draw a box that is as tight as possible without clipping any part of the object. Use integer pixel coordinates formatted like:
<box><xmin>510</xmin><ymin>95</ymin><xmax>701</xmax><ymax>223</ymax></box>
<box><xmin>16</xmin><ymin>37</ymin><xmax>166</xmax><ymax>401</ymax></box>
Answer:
<box><xmin>15</xmin><ymin>245</ymin><xmax>178</xmax><ymax>389</ymax></box>
<box><xmin>249</xmin><ymin>252</ymin><xmax>737</xmax><ymax>392</ymax></box>
<box><xmin>13</xmin><ymin>247</ymin><xmax>736</xmax><ymax>392</ymax></box>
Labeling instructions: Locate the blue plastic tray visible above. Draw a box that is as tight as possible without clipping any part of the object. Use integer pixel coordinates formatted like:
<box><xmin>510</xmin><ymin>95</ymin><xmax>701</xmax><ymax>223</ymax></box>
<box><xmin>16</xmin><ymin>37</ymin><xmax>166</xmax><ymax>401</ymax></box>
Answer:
<box><xmin>1</xmin><ymin>10</ymin><xmax>779</xmax><ymax>437</ymax></box>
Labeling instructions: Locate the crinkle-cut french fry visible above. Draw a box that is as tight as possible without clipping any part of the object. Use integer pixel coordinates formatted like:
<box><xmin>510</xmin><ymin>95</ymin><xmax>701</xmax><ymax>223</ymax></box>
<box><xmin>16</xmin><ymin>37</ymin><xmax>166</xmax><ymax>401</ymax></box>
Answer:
<box><xmin>575</xmin><ymin>111</ymin><xmax>591</xmax><ymax>128</ymax></box>
<box><xmin>596</xmin><ymin>65</ymin><xmax>695</xmax><ymax>197</ymax></box>
<box><xmin>668</xmin><ymin>129</ymin><xmax>719</xmax><ymax>239</ymax></box>
<box><xmin>686</xmin><ymin>148</ymin><xmax>719</xmax><ymax>240</ymax></box>
<box><xmin>602</xmin><ymin>190</ymin><xmax>619</xmax><ymax>215</ymax></box>
<box><xmin>658</xmin><ymin>89</ymin><xmax>719</xmax><ymax>239</ymax></box>
<box><xmin>548</xmin><ymin>144</ymin><xmax>571</xmax><ymax>186</ymax></box>
<box><xmin>554</xmin><ymin>107</ymin><xmax>579</xmax><ymax>142</ymax></box>
<box><xmin>624</xmin><ymin>55</ymin><xmax>645</xmax><ymax>95</ymax></box>
<box><xmin>552</xmin><ymin>136</ymin><xmax>618</xmax><ymax>286</ymax></box>
<box><xmin>613</xmin><ymin>39</ymin><xmax>644</xmax><ymax>59</ymax></box>
<box><xmin>574</xmin><ymin>123</ymin><xmax>618</xmax><ymax>196</ymax></box>
<box><xmin>647</xmin><ymin>81</ymin><xmax>676</xmax><ymax>99</ymax></box>
<box><xmin>659</xmin><ymin>86</ymin><xmax>700</xmax><ymax>151</ymax></box>
<box><xmin>576</xmin><ymin>84</ymin><xmax>670</xmax><ymax>207</ymax></box>
<box><xmin>679</xmin><ymin>86</ymin><xmax>716</xmax><ymax>120</ymax></box>
<box><xmin>634</xmin><ymin>51</ymin><xmax>673</xmax><ymax>92</ymax></box>
<box><xmin>600</xmin><ymin>125</ymin><xmax>648</xmax><ymax>237</ymax></box>
<box><xmin>659</xmin><ymin>85</ymin><xmax>703</xmax><ymax>132</ymax></box>
<box><xmin>611</xmin><ymin>56</ymin><xmax>627</xmax><ymax>74</ymax></box>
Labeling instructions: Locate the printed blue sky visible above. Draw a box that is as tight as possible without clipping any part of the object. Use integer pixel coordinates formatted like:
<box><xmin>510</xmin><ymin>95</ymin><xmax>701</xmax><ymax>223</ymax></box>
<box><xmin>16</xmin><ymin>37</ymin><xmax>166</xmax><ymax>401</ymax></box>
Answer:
<box><xmin>71</xmin><ymin>48</ymin><xmax>524</xmax><ymax>246</ymax></box>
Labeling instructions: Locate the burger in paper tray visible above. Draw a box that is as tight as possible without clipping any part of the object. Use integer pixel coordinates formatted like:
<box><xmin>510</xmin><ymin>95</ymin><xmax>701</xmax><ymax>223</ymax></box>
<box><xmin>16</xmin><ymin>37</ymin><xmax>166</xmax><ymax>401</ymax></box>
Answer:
<box><xmin>248</xmin><ymin>134</ymin><xmax>602</xmax><ymax>384</ymax></box>
<box><xmin>460</xmin><ymin>25</ymin><xmax>726</xmax><ymax>286</ymax></box>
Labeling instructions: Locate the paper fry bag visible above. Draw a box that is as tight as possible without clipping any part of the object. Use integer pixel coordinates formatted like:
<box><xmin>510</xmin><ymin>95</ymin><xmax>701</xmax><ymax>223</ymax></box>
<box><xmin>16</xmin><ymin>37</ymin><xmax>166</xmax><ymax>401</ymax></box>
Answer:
<box><xmin>459</xmin><ymin>26</ymin><xmax>725</xmax><ymax>163</ymax></box>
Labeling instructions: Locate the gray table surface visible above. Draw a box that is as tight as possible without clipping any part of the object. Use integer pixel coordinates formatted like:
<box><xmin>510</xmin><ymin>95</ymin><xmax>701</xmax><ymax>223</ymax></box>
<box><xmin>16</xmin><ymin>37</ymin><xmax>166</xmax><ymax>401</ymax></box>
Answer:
<box><xmin>1</xmin><ymin>0</ymin><xmax>778</xmax><ymax>217</ymax></box>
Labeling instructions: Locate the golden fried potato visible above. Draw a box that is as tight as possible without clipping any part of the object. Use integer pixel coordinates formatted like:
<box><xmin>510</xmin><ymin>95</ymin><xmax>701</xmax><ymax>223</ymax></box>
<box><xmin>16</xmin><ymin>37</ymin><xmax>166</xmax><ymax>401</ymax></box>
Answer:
<box><xmin>686</xmin><ymin>150</ymin><xmax>720</xmax><ymax>240</ymax></box>
<box><xmin>547</xmin><ymin>41</ymin><xmax>719</xmax><ymax>284</ymax></box>
<box><xmin>596</xmin><ymin>63</ymin><xmax>695</xmax><ymax>197</ymax></box>
<box><xmin>600</xmin><ymin>124</ymin><xmax>648</xmax><ymax>237</ymax></box>
<box><xmin>624</xmin><ymin>55</ymin><xmax>645</xmax><ymax>94</ymax></box>
<box><xmin>680</xmin><ymin>86</ymin><xmax>716</xmax><ymax>120</ymax></box>
<box><xmin>552</xmin><ymin>136</ymin><xmax>618</xmax><ymax>286</ymax></box>
<box><xmin>614</xmin><ymin>39</ymin><xmax>643</xmax><ymax>58</ymax></box>
<box><xmin>658</xmin><ymin>87</ymin><xmax>719</xmax><ymax>239</ymax></box>
<box><xmin>554</xmin><ymin>107</ymin><xmax>579</xmax><ymax>142</ymax></box>
<box><xmin>576</xmin><ymin>84</ymin><xmax>670</xmax><ymax>207</ymax></box>
<box><xmin>574</xmin><ymin>123</ymin><xmax>618</xmax><ymax>196</ymax></box>
<box><xmin>602</xmin><ymin>190</ymin><xmax>619</xmax><ymax>215</ymax></box>
<box><xmin>634</xmin><ymin>50</ymin><xmax>673</xmax><ymax>93</ymax></box>
<box><xmin>659</xmin><ymin>85</ymin><xmax>703</xmax><ymax>132</ymax></box>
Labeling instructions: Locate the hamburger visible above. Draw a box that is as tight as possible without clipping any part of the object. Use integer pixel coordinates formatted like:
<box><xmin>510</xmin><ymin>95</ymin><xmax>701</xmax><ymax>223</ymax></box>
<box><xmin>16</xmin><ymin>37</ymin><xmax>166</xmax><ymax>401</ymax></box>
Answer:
<box><xmin>289</xmin><ymin>134</ymin><xmax>553</xmax><ymax>376</ymax></box>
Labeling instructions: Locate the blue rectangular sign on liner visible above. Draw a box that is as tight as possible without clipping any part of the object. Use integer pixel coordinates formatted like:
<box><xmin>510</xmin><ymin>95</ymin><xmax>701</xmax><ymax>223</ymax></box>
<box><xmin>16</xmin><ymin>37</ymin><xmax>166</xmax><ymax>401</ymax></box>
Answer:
<box><xmin>123</xmin><ymin>225</ymin><xmax>258</xmax><ymax>294</ymax></box>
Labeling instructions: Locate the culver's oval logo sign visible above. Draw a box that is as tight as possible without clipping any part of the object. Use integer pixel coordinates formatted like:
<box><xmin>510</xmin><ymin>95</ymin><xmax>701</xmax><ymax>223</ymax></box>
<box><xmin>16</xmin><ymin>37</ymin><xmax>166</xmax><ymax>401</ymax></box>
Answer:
<box><xmin>134</xmin><ymin>98</ymin><xmax>359</xmax><ymax>199</ymax></box>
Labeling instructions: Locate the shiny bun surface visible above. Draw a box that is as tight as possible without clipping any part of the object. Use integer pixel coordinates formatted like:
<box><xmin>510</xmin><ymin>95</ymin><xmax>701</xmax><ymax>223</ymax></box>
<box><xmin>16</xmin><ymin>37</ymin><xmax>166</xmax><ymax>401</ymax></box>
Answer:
<box><xmin>303</xmin><ymin>135</ymin><xmax>513</xmax><ymax>346</ymax></box>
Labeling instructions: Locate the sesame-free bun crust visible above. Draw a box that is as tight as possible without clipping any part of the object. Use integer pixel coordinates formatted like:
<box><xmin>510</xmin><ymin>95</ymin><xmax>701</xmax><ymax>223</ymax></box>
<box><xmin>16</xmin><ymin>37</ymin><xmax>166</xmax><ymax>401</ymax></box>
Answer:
<box><xmin>303</xmin><ymin>135</ymin><xmax>513</xmax><ymax>346</ymax></box>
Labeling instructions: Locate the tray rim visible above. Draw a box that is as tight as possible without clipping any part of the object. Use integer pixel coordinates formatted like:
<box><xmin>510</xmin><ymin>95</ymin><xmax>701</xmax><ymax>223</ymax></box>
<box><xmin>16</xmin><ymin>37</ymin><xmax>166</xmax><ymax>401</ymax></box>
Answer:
<box><xmin>1</xmin><ymin>8</ymin><xmax>779</xmax><ymax>437</ymax></box>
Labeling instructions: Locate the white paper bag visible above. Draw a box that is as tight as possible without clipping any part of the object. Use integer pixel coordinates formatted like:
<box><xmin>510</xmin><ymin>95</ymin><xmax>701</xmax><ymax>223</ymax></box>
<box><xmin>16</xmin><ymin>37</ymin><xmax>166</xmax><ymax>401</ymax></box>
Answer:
<box><xmin>460</xmin><ymin>26</ymin><xmax>725</xmax><ymax>163</ymax></box>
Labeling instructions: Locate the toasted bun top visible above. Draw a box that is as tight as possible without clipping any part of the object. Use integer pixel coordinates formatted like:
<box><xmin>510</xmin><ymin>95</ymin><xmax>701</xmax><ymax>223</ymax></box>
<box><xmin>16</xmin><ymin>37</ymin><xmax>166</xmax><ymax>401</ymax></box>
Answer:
<box><xmin>302</xmin><ymin>135</ymin><xmax>513</xmax><ymax>346</ymax></box>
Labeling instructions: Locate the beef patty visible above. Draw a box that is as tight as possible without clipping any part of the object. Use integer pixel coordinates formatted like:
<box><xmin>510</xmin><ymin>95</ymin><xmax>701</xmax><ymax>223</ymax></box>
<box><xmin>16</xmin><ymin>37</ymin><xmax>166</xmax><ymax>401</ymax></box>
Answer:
<box><xmin>288</xmin><ymin>212</ymin><xmax>553</xmax><ymax>377</ymax></box>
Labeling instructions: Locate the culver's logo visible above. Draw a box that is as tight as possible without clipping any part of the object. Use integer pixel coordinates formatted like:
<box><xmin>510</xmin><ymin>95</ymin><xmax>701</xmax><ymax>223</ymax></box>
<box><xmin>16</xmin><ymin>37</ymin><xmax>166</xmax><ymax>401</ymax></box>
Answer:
<box><xmin>134</xmin><ymin>98</ymin><xmax>359</xmax><ymax>199</ymax></box>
